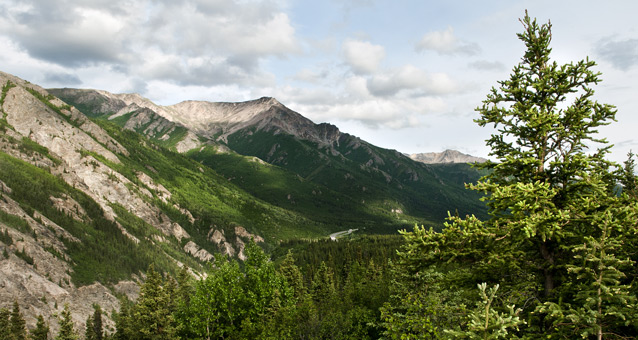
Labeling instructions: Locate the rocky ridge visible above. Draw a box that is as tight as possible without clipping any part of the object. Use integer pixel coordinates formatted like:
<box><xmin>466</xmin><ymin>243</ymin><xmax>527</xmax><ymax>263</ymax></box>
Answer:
<box><xmin>409</xmin><ymin>149</ymin><xmax>487</xmax><ymax>164</ymax></box>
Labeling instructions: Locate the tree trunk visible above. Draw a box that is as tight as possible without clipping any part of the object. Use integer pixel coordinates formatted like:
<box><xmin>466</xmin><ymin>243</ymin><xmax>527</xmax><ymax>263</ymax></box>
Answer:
<box><xmin>539</xmin><ymin>242</ymin><xmax>555</xmax><ymax>297</ymax></box>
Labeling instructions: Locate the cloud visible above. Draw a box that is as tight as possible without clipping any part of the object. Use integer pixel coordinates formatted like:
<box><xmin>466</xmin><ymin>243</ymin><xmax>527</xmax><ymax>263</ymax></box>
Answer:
<box><xmin>366</xmin><ymin>65</ymin><xmax>458</xmax><ymax>97</ymax></box>
<box><xmin>342</xmin><ymin>39</ymin><xmax>386</xmax><ymax>74</ymax></box>
<box><xmin>468</xmin><ymin>60</ymin><xmax>506</xmax><ymax>71</ymax></box>
<box><xmin>291</xmin><ymin>69</ymin><xmax>330</xmax><ymax>84</ymax></box>
<box><xmin>0</xmin><ymin>0</ymin><xmax>300</xmax><ymax>86</ymax></box>
<box><xmin>416</xmin><ymin>26</ymin><xmax>480</xmax><ymax>56</ymax></box>
<box><xmin>595</xmin><ymin>38</ymin><xmax>638</xmax><ymax>70</ymax></box>
<box><xmin>43</xmin><ymin>72</ymin><xmax>82</xmax><ymax>85</ymax></box>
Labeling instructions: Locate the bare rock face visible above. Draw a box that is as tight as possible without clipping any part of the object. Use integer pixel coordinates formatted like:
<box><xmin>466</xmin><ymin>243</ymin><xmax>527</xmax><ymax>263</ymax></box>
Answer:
<box><xmin>409</xmin><ymin>149</ymin><xmax>487</xmax><ymax>164</ymax></box>
<box><xmin>183</xmin><ymin>241</ymin><xmax>214</xmax><ymax>262</ymax></box>
<box><xmin>175</xmin><ymin>130</ymin><xmax>202</xmax><ymax>153</ymax></box>
<box><xmin>235</xmin><ymin>225</ymin><xmax>264</xmax><ymax>243</ymax></box>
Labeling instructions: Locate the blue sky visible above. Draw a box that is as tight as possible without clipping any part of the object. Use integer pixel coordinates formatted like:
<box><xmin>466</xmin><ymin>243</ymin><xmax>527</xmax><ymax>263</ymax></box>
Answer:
<box><xmin>1</xmin><ymin>0</ymin><xmax>637</xmax><ymax>162</ymax></box>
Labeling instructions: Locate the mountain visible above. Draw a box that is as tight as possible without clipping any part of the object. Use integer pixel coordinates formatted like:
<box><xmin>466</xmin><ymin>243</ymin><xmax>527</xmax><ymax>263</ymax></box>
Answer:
<box><xmin>0</xmin><ymin>73</ymin><xmax>326</xmax><ymax>332</ymax></box>
<box><xmin>409</xmin><ymin>149</ymin><xmax>488</xmax><ymax>164</ymax></box>
<box><xmin>0</xmin><ymin>71</ymin><xmax>487</xmax><ymax>332</ymax></box>
<box><xmin>51</xmin><ymin>88</ymin><xmax>488</xmax><ymax>230</ymax></box>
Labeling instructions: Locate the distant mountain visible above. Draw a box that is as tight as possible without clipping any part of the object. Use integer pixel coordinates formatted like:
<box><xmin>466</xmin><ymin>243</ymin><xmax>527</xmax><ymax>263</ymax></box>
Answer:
<box><xmin>51</xmin><ymin>88</ymin><xmax>488</xmax><ymax>229</ymax></box>
<box><xmin>409</xmin><ymin>149</ymin><xmax>487</xmax><ymax>164</ymax></box>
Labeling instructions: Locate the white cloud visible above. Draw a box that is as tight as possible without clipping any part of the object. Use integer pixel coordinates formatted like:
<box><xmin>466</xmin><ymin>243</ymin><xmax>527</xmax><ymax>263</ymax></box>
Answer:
<box><xmin>366</xmin><ymin>65</ymin><xmax>459</xmax><ymax>97</ymax></box>
<box><xmin>416</xmin><ymin>26</ymin><xmax>480</xmax><ymax>56</ymax></box>
<box><xmin>0</xmin><ymin>0</ymin><xmax>300</xmax><ymax>87</ymax></box>
<box><xmin>342</xmin><ymin>39</ymin><xmax>386</xmax><ymax>74</ymax></box>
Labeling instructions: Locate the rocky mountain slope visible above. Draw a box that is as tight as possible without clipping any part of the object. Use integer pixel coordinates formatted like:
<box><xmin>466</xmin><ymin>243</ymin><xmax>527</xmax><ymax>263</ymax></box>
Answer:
<box><xmin>51</xmin><ymin>88</ymin><xmax>487</xmax><ymax>228</ymax></box>
<box><xmin>409</xmin><ymin>149</ymin><xmax>487</xmax><ymax>164</ymax></box>
<box><xmin>0</xmin><ymin>72</ymin><xmax>294</xmax><ymax>334</ymax></box>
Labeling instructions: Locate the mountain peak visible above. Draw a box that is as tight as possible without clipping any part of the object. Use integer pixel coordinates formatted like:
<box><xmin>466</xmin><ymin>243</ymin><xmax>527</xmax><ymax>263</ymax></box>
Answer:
<box><xmin>409</xmin><ymin>149</ymin><xmax>487</xmax><ymax>164</ymax></box>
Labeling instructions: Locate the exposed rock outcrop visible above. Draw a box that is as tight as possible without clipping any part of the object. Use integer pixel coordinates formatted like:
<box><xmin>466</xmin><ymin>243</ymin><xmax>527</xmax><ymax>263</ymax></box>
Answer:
<box><xmin>409</xmin><ymin>149</ymin><xmax>487</xmax><ymax>164</ymax></box>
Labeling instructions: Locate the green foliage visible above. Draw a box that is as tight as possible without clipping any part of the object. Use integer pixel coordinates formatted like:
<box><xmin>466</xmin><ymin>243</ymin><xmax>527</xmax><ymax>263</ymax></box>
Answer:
<box><xmin>15</xmin><ymin>247</ymin><xmax>34</xmax><ymax>266</ymax></box>
<box><xmin>31</xmin><ymin>315</ymin><xmax>50</xmax><ymax>340</ymax></box>
<box><xmin>128</xmin><ymin>265</ymin><xmax>177</xmax><ymax>340</ymax></box>
<box><xmin>223</xmin><ymin>128</ymin><xmax>486</xmax><ymax>230</ymax></box>
<box><xmin>0</xmin><ymin>228</ymin><xmax>13</xmax><ymax>246</ymax></box>
<box><xmin>55</xmin><ymin>304</ymin><xmax>78</xmax><ymax>340</ymax></box>
<box><xmin>445</xmin><ymin>284</ymin><xmax>524</xmax><ymax>339</ymax></box>
<box><xmin>0</xmin><ymin>80</ymin><xmax>16</xmax><ymax>131</ymax></box>
<box><xmin>382</xmin><ymin>11</ymin><xmax>638</xmax><ymax>339</ymax></box>
<box><xmin>84</xmin><ymin>305</ymin><xmax>103</xmax><ymax>340</ymax></box>
<box><xmin>0</xmin><ymin>151</ymin><xmax>161</xmax><ymax>285</ymax></box>
<box><xmin>0</xmin><ymin>211</ymin><xmax>31</xmax><ymax>234</ymax></box>
<box><xmin>0</xmin><ymin>308</ymin><xmax>10</xmax><ymax>340</ymax></box>
<box><xmin>24</xmin><ymin>88</ymin><xmax>75</xmax><ymax>127</ymax></box>
<box><xmin>10</xmin><ymin>301</ymin><xmax>28</xmax><ymax>340</ymax></box>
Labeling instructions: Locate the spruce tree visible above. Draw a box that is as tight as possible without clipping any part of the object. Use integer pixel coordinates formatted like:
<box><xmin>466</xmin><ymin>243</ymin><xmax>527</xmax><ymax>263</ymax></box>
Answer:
<box><xmin>83</xmin><ymin>316</ymin><xmax>93</xmax><ymax>340</ymax></box>
<box><xmin>10</xmin><ymin>301</ymin><xmax>28</xmax><ymax>340</ymax></box>
<box><xmin>0</xmin><ymin>308</ymin><xmax>11</xmax><ymax>340</ymax></box>
<box><xmin>130</xmin><ymin>264</ymin><xmax>177</xmax><ymax>340</ymax></box>
<box><xmin>30</xmin><ymin>315</ymin><xmax>49</xmax><ymax>340</ymax></box>
<box><xmin>55</xmin><ymin>304</ymin><xmax>78</xmax><ymax>340</ymax></box>
<box><xmin>83</xmin><ymin>305</ymin><xmax>103</xmax><ymax>340</ymax></box>
<box><xmin>383</xmin><ymin>11</ymin><xmax>638</xmax><ymax>338</ymax></box>
<box><xmin>91</xmin><ymin>306</ymin><xmax>103</xmax><ymax>340</ymax></box>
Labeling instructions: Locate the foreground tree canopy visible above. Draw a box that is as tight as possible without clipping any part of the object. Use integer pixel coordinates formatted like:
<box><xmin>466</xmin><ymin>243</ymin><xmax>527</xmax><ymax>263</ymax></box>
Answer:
<box><xmin>382</xmin><ymin>11</ymin><xmax>638</xmax><ymax>340</ymax></box>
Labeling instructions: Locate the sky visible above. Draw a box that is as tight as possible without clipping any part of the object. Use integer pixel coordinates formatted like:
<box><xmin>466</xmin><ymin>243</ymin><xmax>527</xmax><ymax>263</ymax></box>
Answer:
<box><xmin>1</xmin><ymin>0</ymin><xmax>637</xmax><ymax>163</ymax></box>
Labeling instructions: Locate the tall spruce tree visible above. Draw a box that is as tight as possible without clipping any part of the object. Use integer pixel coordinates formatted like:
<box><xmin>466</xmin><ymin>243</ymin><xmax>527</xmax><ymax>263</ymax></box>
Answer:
<box><xmin>84</xmin><ymin>305</ymin><xmax>103</xmax><ymax>340</ymax></box>
<box><xmin>10</xmin><ymin>301</ymin><xmax>28</xmax><ymax>340</ymax></box>
<box><xmin>130</xmin><ymin>264</ymin><xmax>177</xmax><ymax>340</ymax></box>
<box><xmin>383</xmin><ymin>11</ymin><xmax>638</xmax><ymax>339</ymax></box>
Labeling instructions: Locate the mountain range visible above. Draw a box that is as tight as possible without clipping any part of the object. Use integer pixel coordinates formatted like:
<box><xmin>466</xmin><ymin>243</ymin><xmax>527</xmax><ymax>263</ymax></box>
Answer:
<box><xmin>0</xmin><ymin>70</ymin><xmax>486</xmax><ymax>332</ymax></box>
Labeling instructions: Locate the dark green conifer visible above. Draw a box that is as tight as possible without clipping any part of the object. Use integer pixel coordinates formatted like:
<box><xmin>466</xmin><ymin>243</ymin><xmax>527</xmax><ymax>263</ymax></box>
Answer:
<box><xmin>0</xmin><ymin>308</ymin><xmax>11</xmax><ymax>340</ymax></box>
<box><xmin>30</xmin><ymin>315</ymin><xmax>49</xmax><ymax>340</ymax></box>
<box><xmin>130</xmin><ymin>264</ymin><xmax>176</xmax><ymax>340</ymax></box>
<box><xmin>10</xmin><ymin>301</ymin><xmax>28</xmax><ymax>340</ymax></box>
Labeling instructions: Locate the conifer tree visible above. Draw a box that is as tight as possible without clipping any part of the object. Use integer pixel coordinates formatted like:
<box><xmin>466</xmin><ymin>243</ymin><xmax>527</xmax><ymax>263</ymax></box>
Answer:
<box><xmin>55</xmin><ymin>304</ymin><xmax>78</xmax><ymax>340</ymax></box>
<box><xmin>445</xmin><ymin>284</ymin><xmax>524</xmax><ymax>339</ymax></box>
<box><xmin>91</xmin><ymin>306</ymin><xmax>103</xmax><ymax>340</ymax></box>
<box><xmin>84</xmin><ymin>305</ymin><xmax>103</xmax><ymax>340</ymax></box>
<box><xmin>311</xmin><ymin>261</ymin><xmax>336</xmax><ymax>305</ymax></box>
<box><xmin>278</xmin><ymin>250</ymin><xmax>306</xmax><ymax>299</ymax></box>
<box><xmin>0</xmin><ymin>308</ymin><xmax>10</xmax><ymax>340</ymax></box>
<box><xmin>84</xmin><ymin>316</ymin><xmax>93</xmax><ymax>340</ymax></box>
<box><xmin>113</xmin><ymin>301</ymin><xmax>132</xmax><ymax>340</ymax></box>
<box><xmin>10</xmin><ymin>301</ymin><xmax>28</xmax><ymax>340</ymax></box>
<box><xmin>383</xmin><ymin>11</ymin><xmax>638</xmax><ymax>338</ymax></box>
<box><xmin>30</xmin><ymin>315</ymin><xmax>49</xmax><ymax>340</ymax></box>
<box><xmin>130</xmin><ymin>264</ymin><xmax>177</xmax><ymax>340</ymax></box>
